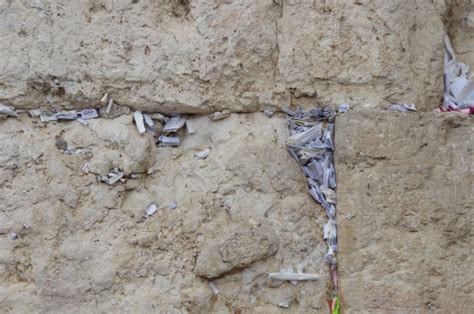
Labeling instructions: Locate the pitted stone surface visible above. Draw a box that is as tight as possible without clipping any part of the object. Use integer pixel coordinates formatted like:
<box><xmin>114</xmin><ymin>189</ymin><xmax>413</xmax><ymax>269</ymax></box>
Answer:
<box><xmin>335</xmin><ymin>110</ymin><xmax>473</xmax><ymax>312</ymax></box>
<box><xmin>0</xmin><ymin>113</ymin><xmax>329</xmax><ymax>313</ymax></box>
<box><xmin>0</xmin><ymin>0</ymin><xmax>454</xmax><ymax>112</ymax></box>
<box><xmin>194</xmin><ymin>223</ymin><xmax>279</xmax><ymax>279</ymax></box>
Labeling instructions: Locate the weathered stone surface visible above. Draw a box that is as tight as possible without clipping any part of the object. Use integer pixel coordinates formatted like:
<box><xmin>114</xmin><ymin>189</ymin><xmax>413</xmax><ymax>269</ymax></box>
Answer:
<box><xmin>0</xmin><ymin>113</ymin><xmax>329</xmax><ymax>312</ymax></box>
<box><xmin>447</xmin><ymin>0</ymin><xmax>474</xmax><ymax>68</ymax></box>
<box><xmin>194</xmin><ymin>223</ymin><xmax>279</xmax><ymax>279</ymax></box>
<box><xmin>1</xmin><ymin>106</ymin><xmax>472</xmax><ymax>312</ymax></box>
<box><xmin>335</xmin><ymin>110</ymin><xmax>473</xmax><ymax>312</ymax></box>
<box><xmin>277</xmin><ymin>0</ymin><xmax>446</xmax><ymax>110</ymax></box>
<box><xmin>0</xmin><ymin>0</ymin><xmax>453</xmax><ymax>112</ymax></box>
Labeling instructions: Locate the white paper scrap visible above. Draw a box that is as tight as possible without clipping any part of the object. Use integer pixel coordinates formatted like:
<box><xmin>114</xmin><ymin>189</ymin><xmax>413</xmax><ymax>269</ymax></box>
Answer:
<box><xmin>134</xmin><ymin>111</ymin><xmax>146</xmax><ymax>134</ymax></box>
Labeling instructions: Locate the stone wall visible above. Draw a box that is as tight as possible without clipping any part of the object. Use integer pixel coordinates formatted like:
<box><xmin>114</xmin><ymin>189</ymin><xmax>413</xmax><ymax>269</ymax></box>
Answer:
<box><xmin>1</xmin><ymin>109</ymin><xmax>471</xmax><ymax>313</ymax></box>
<box><xmin>0</xmin><ymin>0</ymin><xmax>456</xmax><ymax>112</ymax></box>
<box><xmin>336</xmin><ymin>110</ymin><xmax>473</xmax><ymax>312</ymax></box>
<box><xmin>0</xmin><ymin>113</ymin><xmax>331</xmax><ymax>312</ymax></box>
<box><xmin>0</xmin><ymin>1</ymin><xmax>473</xmax><ymax>313</ymax></box>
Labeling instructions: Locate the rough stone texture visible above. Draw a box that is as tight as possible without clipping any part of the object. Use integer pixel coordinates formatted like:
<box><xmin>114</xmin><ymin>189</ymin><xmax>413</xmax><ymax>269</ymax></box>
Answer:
<box><xmin>71</xmin><ymin>115</ymin><xmax>156</xmax><ymax>176</ymax></box>
<box><xmin>194</xmin><ymin>223</ymin><xmax>279</xmax><ymax>279</ymax></box>
<box><xmin>1</xmin><ymin>106</ymin><xmax>473</xmax><ymax>313</ymax></box>
<box><xmin>336</xmin><ymin>110</ymin><xmax>473</xmax><ymax>312</ymax></box>
<box><xmin>446</xmin><ymin>0</ymin><xmax>474</xmax><ymax>67</ymax></box>
<box><xmin>0</xmin><ymin>113</ymin><xmax>329</xmax><ymax>313</ymax></box>
<box><xmin>0</xmin><ymin>0</ymin><xmax>453</xmax><ymax>112</ymax></box>
<box><xmin>277</xmin><ymin>0</ymin><xmax>446</xmax><ymax>110</ymax></box>
<box><xmin>0</xmin><ymin>2</ymin><xmax>473</xmax><ymax>313</ymax></box>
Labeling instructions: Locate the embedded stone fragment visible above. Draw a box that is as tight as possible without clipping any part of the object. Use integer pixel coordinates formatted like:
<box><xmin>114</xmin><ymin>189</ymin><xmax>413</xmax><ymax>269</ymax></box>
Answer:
<box><xmin>194</xmin><ymin>223</ymin><xmax>279</xmax><ymax>279</ymax></box>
